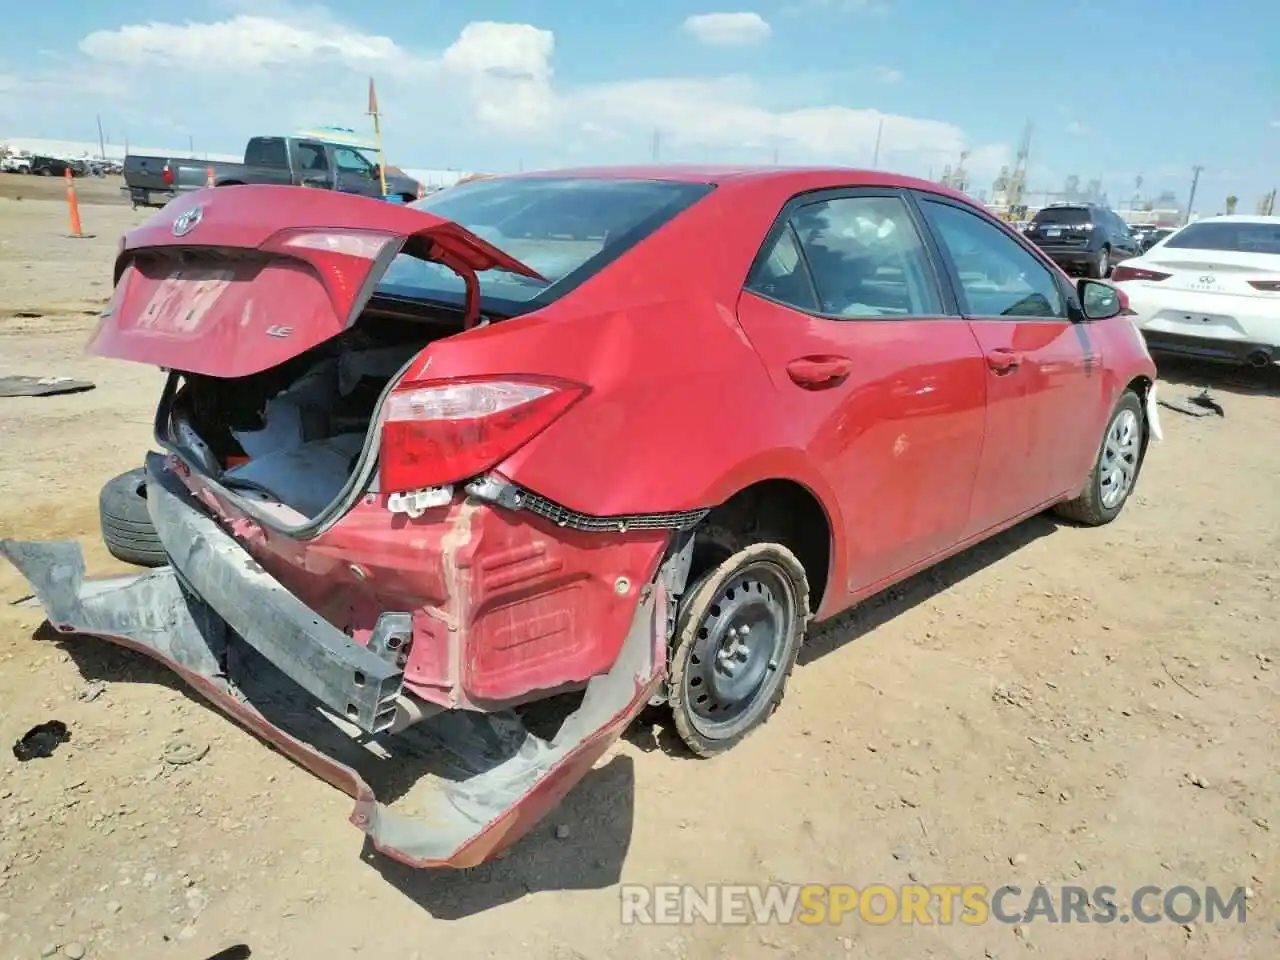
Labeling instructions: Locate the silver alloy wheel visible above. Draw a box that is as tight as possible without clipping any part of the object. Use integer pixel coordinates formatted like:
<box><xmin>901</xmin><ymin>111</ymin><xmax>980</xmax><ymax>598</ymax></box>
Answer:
<box><xmin>1097</xmin><ymin>248</ymin><xmax>1109</xmax><ymax>277</ymax></box>
<box><xmin>1099</xmin><ymin>408</ymin><xmax>1140</xmax><ymax>509</ymax></box>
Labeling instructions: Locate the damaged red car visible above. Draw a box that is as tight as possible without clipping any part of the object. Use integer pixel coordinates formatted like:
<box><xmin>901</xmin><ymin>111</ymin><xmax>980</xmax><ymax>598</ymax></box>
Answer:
<box><xmin>2</xmin><ymin>167</ymin><xmax>1161</xmax><ymax>868</ymax></box>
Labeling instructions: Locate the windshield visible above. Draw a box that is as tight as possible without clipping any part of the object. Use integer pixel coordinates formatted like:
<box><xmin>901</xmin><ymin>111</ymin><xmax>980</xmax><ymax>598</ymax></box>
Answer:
<box><xmin>375</xmin><ymin>177</ymin><xmax>714</xmax><ymax>313</ymax></box>
<box><xmin>1163</xmin><ymin>221</ymin><xmax>1280</xmax><ymax>255</ymax></box>
<box><xmin>1033</xmin><ymin>207</ymin><xmax>1092</xmax><ymax>226</ymax></box>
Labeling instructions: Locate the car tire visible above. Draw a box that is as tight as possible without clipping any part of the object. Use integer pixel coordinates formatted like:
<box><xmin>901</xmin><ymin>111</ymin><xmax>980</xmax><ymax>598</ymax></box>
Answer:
<box><xmin>668</xmin><ymin>527</ymin><xmax>810</xmax><ymax>758</ymax></box>
<box><xmin>1091</xmin><ymin>246</ymin><xmax>1111</xmax><ymax>279</ymax></box>
<box><xmin>99</xmin><ymin>467</ymin><xmax>167</xmax><ymax>568</ymax></box>
<box><xmin>1054</xmin><ymin>390</ymin><xmax>1145</xmax><ymax>526</ymax></box>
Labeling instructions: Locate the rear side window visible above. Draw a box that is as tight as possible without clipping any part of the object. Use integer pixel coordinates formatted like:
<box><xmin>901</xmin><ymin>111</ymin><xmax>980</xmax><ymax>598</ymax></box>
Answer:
<box><xmin>1164</xmin><ymin>221</ymin><xmax>1280</xmax><ymax>254</ymax></box>
<box><xmin>747</xmin><ymin>195</ymin><xmax>943</xmax><ymax>318</ymax></box>
<box><xmin>919</xmin><ymin>198</ymin><xmax>1067</xmax><ymax>319</ymax></box>
<box><xmin>1034</xmin><ymin>206</ymin><xmax>1092</xmax><ymax>226</ymax></box>
<box><xmin>246</xmin><ymin>138</ymin><xmax>288</xmax><ymax>168</ymax></box>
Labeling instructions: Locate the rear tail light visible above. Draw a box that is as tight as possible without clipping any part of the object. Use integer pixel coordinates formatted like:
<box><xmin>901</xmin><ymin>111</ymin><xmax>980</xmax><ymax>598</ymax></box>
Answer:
<box><xmin>379</xmin><ymin>376</ymin><xmax>587</xmax><ymax>492</ymax></box>
<box><xmin>1110</xmin><ymin>265</ymin><xmax>1171</xmax><ymax>283</ymax></box>
<box><xmin>161</xmin><ymin>164</ymin><xmax>174</xmax><ymax>187</ymax></box>
<box><xmin>261</xmin><ymin>227</ymin><xmax>401</xmax><ymax>324</ymax></box>
<box><xmin>1248</xmin><ymin>280</ymin><xmax>1280</xmax><ymax>292</ymax></box>
<box><xmin>275</xmin><ymin>230</ymin><xmax>397</xmax><ymax>259</ymax></box>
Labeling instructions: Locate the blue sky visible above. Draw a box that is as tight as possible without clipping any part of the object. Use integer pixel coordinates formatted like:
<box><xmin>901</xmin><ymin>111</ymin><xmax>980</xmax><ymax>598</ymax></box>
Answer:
<box><xmin>2</xmin><ymin>0</ymin><xmax>1277</xmax><ymax>206</ymax></box>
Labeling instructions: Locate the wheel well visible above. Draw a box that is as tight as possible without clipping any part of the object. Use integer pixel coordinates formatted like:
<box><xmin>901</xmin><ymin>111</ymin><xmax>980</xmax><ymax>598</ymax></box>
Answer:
<box><xmin>693</xmin><ymin>479</ymin><xmax>832</xmax><ymax>611</ymax></box>
<box><xmin>1125</xmin><ymin>374</ymin><xmax>1155</xmax><ymax>460</ymax></box>
<box><xmin>399</xmin><ymin>193</ymin><xmax>417</xmax><ymax>203</ymax></box>
<box><xmin>218</xmin><ymin>180</ymin><xmax>243</xmax><ymax>187</ymax></box>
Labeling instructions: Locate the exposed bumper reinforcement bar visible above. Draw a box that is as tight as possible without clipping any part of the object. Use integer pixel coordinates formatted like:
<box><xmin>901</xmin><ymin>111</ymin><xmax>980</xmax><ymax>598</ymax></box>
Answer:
<box><xmin>1</xmin><ymin>457</ymin><xmax>667</xmax><ymax>869</ymax></box>
<box><xmin>144</xmin><ymin>454</ymin><xmax>404</xmax><ymax>735</ymax></box>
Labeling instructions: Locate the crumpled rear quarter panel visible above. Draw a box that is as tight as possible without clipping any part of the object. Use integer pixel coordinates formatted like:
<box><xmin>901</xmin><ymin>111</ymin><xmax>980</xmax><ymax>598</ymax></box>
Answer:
<box><xmin>184</xmin><ymin>479</ymin><xmax>671</xmax><ymax>709</ymax></box>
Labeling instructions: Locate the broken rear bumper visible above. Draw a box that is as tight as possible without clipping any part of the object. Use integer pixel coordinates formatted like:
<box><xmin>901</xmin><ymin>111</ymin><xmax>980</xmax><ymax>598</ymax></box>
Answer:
<box><xmin>0</xmin><ymin>455</ymin><xmax>667</xmax><ymax>869</ymax></box>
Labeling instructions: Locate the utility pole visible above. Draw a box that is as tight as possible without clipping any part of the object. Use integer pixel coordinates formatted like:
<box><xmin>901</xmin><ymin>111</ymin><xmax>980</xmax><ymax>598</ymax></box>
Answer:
<box><xmin>871</xmin><ymin>118</ymin><xmax>884</xmax><ymax>169</ymax></box>
<box><xmin>189</xmin><ymin>134</ymin><xmax>195</xmax><ymax>157</ymax></box>
<box><xmin>650</xmin><ymin>129</ymin><xmax>661</xmax><ymax>162</ymax></box>
<box><xmin>1185</xmin><ymin>165</ymin><xmax>1204</xmax><ymax>225</ymax></box>
<box><xmin>95</xmin><ymin>114</ymin><xmax>107</xmax><ymax>161</ymax></box>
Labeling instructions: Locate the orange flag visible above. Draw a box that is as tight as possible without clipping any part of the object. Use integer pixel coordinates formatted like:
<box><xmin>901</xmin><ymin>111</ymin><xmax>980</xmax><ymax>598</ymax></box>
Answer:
<box><xmin>367</xmin><ymin>77</ymin><xmax>379</xmax><ymax>116</ymax></box>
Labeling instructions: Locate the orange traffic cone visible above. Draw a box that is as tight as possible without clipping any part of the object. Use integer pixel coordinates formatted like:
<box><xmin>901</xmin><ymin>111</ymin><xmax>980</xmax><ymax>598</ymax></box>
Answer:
<box><xmin>64</xmin><ymin>168</ymin><xmax>92</xmax><ymax>239</ymax></box>
<box><xmin>206</xmin><ymin>166</ymin><xmax>215</xmax><ymax>187</ymax></box>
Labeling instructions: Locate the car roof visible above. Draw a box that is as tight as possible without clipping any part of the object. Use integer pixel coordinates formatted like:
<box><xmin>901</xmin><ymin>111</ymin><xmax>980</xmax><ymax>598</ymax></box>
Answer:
<box><xmin>497</xmin><ymin>164</ymin><xmax>975</xmax><ymax>203</ymax></box>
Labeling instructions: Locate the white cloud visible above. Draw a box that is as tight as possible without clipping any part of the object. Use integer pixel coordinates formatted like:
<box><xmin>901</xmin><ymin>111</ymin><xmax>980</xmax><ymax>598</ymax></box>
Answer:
<box><xmin>682</xmin><ymin>12</ymin><xmax>772</xmax><ymax>46</ymax></box>
<box><xmin>0</xmin><ymin>8</ymin><xmax>1009</xmax><ymax>183</ymax></box>
<box><xmin>1065</xmin><ymin>120</ymin><xmax>1089</xmax><ymax>136</ymax></box>
<box><xmin>79</xmin><ymin>15</ymin><xmax>406</xmax><ymax>71</ymax></box>
<box><xmin>871</xmin><ymin>66</ymin><xmax>903</xmax><ymax>84</ymax></box>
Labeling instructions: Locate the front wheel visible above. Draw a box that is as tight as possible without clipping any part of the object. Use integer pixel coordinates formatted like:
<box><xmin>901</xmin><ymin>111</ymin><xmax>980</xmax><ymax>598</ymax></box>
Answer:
<box><xmin>1054</xmin><ymin>390</ymin><xmax>1145</xmax><ymax>526</ymax></box>
<box><xmin>668</xmin><ymin>539</ymin><xmax>809</xmax><ymax>757</ymax></box>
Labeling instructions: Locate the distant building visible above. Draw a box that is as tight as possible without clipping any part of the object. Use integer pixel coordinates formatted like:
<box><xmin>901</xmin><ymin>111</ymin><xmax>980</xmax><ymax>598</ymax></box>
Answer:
<box><xmin>0</xmin><ymin>136</ymin><xmax>240</xmax><ymax>163</ymax></box>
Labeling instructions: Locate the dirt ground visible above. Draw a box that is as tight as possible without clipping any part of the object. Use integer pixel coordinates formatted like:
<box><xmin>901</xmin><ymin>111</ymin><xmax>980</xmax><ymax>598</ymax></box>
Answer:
<box><xmin>0</xmin><ymin>188</ymin><xmax>1277</xmax><ymax>960</ymax></box>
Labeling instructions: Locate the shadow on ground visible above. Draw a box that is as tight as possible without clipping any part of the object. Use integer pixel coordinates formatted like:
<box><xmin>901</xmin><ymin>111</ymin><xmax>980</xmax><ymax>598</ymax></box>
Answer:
<box><xmin>44</xmin><ymin>619</ymin><xmax>639</xmax><ymax>919</ymax></box>
<box><xmin>361</xmin><ymin>755</ymin><xmax>636</xmax><ymax>918</ymax></box>
<box><xmin>625</xmin><ymin>513</ymin><xmax>1062</xmax><ymax>757</ymax></box>
<box><xmin>1155</xmin><ymin>355</ymin><xmax>1280</xmax><ymax>400</ymax></box>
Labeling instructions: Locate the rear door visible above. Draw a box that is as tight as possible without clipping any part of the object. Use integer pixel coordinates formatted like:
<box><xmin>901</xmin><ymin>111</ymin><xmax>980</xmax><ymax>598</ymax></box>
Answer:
<box><xmin>734</xmin><ymin>188</ymin><xmax>988</xmax><ymax>599</ymax></box>
<box><xmin>912</xmin><ymin>193</ymin><xmax>1101</xmax><ymax>530</ymax></box>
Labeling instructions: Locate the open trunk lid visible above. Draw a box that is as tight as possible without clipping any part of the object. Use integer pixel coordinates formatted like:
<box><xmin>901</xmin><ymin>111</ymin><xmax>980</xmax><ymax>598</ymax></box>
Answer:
<box><xmin>91</xmin><ymin>185</ymin><xmax>543</xmax><ymax>378</ymax></box>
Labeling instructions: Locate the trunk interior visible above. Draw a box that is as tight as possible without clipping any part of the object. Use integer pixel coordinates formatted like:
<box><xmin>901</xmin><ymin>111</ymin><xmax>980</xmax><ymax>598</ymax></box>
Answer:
<box><xmin>165</xmin><ymin>304</ymin><xmax>465</xmax><ymax>525</ymax></box>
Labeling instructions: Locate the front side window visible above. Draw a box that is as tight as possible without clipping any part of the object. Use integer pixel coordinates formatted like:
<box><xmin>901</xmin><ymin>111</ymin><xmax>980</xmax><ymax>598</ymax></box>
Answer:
<box><xmin>748</xmin><ymin>195</ymin><xmax>942</xmax><ymax>317</ymax></box>
<box><xmin>375</xmin><ymin>177</ymin><xmax>714</xmax><ymax>315</ymax></box>
<box><xmin>919</xmin><ymin>198</ymin><xmax>1067</xmax><ymax>319</ymax></box>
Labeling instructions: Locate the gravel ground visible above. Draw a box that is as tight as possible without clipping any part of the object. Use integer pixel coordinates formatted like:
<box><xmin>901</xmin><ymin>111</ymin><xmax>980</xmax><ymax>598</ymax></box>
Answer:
<box><xmin>0</xmin><ymin>194</ymin><xmax>1277</xmax><ymax>960</ymax></box>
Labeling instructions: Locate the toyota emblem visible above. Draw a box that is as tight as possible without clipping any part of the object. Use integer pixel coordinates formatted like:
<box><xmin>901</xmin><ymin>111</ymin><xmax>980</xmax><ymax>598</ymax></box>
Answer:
<box><xmin>1199</xmin><ymin>275</ymin><xmax>1215</xmax><ymax>284</ymax></box>
<box><xmin>172</xmin><ymin>206</ymin><xmax>203</xmax><ymax>238</ymax></box>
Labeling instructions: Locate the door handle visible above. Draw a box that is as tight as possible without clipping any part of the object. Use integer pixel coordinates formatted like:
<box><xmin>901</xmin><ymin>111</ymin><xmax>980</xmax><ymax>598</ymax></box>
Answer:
<box><xmin>786</xmin><ymin>356</ymin><xmax>852</xmax><ymax>388</ymax></box>
<box><xmin>985</xmin><ymin>348</ymin><xmax>1022</xmax><ymax>373</ymax></box>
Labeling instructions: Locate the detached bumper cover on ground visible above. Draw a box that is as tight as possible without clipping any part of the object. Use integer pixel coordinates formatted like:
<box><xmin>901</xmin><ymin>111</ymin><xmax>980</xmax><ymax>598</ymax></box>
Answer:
<box><xmin>1</xmin><ymin>454</ymin><xmax>667</xmax><ymax>869</ymax></box>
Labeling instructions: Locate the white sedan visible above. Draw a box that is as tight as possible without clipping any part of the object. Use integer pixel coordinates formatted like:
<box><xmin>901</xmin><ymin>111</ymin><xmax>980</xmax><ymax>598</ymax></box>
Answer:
<box><xmin>1109</xmin><ymin>215</ymin><xmax>1280</xmax><ymax>367</ymax></box>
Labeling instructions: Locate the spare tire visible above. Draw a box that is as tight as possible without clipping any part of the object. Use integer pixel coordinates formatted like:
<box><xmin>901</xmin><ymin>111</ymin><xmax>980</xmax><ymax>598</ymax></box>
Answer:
<box><xmin>99</xmin><ymin>467</ymin><xmax>167</xmax><ymax>568</ymax></box>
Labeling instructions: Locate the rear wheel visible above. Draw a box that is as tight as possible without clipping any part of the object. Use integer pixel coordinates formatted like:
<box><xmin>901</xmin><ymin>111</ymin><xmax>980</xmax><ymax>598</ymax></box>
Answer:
<box><xmin>1054</xmin><ymin>390</ymin><xmax>1144</xmax><ymax>526</ymax></box>
<box><xmin>1091</xmin><ymin>246</ymin><xmax>1111</xmax><ymax>279</ymax></box>
<box><xmin>668</xmin><ymin>529</ymin><xmax>809</xmax><ymax>757</ymax></box>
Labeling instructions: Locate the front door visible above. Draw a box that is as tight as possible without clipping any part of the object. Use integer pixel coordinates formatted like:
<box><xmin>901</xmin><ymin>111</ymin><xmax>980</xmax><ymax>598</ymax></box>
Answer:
<box><xmin>912</xmin><ymin>194</ymin><xmax>1101</xmax><ymax>533</ymax></box>
<box><xmin>734</xmin><ymin>189</ymin><xmax>988</xmax><ymax>603</ymax></box>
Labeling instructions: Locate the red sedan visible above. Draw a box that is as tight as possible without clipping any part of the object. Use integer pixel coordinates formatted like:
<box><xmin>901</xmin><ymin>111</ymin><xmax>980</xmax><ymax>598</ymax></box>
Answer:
<box><xmin>2</xmin><ymin>166</ymin><xmax>1160</xmax><ymax>868</ymax></box>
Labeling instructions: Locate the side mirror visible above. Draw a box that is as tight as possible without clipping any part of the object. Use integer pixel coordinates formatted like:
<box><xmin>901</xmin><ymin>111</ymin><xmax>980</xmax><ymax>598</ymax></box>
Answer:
<box><xmin>1077</xmin><ymin>278</ymin><xmax>1123</xmax><ymax>320</ymax></box>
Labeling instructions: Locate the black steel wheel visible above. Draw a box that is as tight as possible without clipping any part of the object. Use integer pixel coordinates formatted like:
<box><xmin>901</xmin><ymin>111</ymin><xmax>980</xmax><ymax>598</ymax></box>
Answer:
<box><xmin>668</xmin><ymin>541</ymin><xmax>809</xmax><ymax>757</ymax></box>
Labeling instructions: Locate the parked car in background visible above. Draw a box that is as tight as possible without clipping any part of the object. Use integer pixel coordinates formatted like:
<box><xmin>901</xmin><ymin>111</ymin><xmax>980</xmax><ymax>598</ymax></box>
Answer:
<box><xmin>1137</xmin><ymin>227</ymin><xmax>1175</xmax><ymax>252</ymax></box>
<box><xmin>3</xmin><ymin>167</ymin><xmax>1160</xmax><ymax>870</ymax></box>
<box><xmin>1110</xmin><ymin>214</ymin><xmax>1280</xmax><ymax>366</ymax></box>
<box><xmin>122</xmin><ymin>134</ymin><xmax>424</xmax><ymax>208</ymax></box>
<box><xmin>1024</xmin><ymin>202</ymin><xmax>1141</xmax><ymax>278</ymax></box>
<box><xmin>28</xmin><ymin>155</ymin><xmax>80</xmax><ymax>177</ymax></box>
<box><xmin>0</xmin><ymin>155</ymin><xmax>32</xmax><ymax>174</ymax></box>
